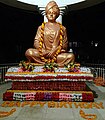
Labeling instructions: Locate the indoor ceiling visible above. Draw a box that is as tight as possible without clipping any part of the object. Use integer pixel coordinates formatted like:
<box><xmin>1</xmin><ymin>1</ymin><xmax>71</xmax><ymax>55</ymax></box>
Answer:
<box><xmin>0</xmin><ymin>0</ymin><xmax>105</xmax><ymax>12</ymax></box>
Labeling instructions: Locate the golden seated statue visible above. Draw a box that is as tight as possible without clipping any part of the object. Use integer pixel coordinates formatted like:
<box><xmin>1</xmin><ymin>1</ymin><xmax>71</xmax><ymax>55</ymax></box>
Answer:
<box><xmin>25</xmin><ymin>1</ymin><xmax>75</xmax><ymax>67</ymax></box>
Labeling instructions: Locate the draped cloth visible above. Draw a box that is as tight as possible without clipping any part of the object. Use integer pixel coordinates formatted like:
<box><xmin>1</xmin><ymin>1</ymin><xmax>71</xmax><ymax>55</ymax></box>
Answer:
<box><xmin>25</xmin><ymin>23</ymin><xmax>75</xmax><ymax>67</ymax></box>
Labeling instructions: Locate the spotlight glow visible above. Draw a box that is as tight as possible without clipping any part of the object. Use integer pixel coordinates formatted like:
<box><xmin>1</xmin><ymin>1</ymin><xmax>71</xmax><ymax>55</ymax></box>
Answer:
<box><xmin>17</xmin><ymin>0</ymin><xmax>85</xmax><ymax>7</ymax></box>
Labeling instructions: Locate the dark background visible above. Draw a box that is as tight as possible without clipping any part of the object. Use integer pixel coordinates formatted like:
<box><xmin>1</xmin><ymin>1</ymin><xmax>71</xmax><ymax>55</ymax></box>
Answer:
<box><xmin>0</xmin><ymin>2</ymin><xmax>105</xmax><ymax>64</ymax></box>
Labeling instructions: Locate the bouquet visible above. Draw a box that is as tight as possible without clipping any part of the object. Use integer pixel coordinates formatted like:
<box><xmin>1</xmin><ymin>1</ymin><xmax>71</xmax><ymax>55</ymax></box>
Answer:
<box><xmin>65</xmin><ymin>62</ymin><xmax>80</xmax><ymax>72</ymax></box>
<box><xmin>19</xmin><ymin>60</ymin><xmax>35</xmax><ymax>72</ymax></box>
<box><xmin>43</xmin><ymin>62</ymin><xmax>58</xmax><ymax>72</ymax></box>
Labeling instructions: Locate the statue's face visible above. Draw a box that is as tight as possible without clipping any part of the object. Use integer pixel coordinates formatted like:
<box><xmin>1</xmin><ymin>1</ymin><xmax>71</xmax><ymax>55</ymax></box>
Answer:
<box><xmin>46</xmin><ymin>8</ymin><xmax>57</xmax><ymax>22</ymax></box>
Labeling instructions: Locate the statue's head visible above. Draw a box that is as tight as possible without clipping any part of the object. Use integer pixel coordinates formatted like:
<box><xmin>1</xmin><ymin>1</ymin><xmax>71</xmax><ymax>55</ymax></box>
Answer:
<box><xmin>45</xmin><ymin>1</ymin><xmax>60</xmax><ymax>21</ymax></box>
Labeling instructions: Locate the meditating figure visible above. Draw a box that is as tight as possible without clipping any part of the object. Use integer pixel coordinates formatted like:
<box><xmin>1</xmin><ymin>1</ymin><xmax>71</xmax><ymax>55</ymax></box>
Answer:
<box><xmin>25</xmin><ymin>1</ymin><xmax>75</xmax><ymax>67</ymax></box>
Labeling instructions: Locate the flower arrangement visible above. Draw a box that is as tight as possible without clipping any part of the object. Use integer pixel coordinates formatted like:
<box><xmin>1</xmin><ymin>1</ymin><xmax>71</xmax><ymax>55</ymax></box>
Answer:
<box><xmin>43</xmin><ymin>62</ymin><xmax>58</xmax><ymax>72</ymax></box>
<box><xmin>65</xmin><ymin>62</ymin><xmax>80</xmax><ymax>72</ymax></box>
<box><xmin>0</xmin><ymin>108</ymin><xmax>16</xmax><ymax>118</ymax></box>
<box><xmin>11</xmin><ymin>81</ymin><xmax>86</xmax><ymax>91</ymax></box>
<box><xmin>79</xmin><ymin>109</ymin><xmax>97</xmax><ymax>120</ymax></box>
<box><xmin>19</xmin><ymin>61</ymin><xmax>35</xmax><ymax>72</ymax></box>
<box><xmin>3</xmin><ymin>91</ymin><xmax>94</xmax><ymax>102</ymax></box>
<box><xmin>94</xmin><ymin>77</ymin><xmax>105</xmax><ymax>87</ymax></box>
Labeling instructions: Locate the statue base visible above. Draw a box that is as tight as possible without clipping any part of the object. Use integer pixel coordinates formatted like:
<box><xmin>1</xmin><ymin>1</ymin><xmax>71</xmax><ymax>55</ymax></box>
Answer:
<box><xmin>4</xmin><ymin>65</ymin><xmax>94</xmax><ymax>102</ymax></box>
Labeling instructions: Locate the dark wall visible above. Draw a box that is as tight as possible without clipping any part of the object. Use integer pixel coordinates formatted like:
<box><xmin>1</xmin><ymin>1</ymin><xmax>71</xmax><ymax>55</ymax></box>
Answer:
<box><xmin>0</xmin><ymin>2</ymin><xmax>43</xmax><ymax>63</ymax></box>
<box><xmin>63</xmin><ymin>2</ymin><xmax>105</xmax><ymax>63</ymax></box>
<box><xmin>0</xmin><ymin>2</ymin><xmax>105</xmax><ymax>64</ymax></box>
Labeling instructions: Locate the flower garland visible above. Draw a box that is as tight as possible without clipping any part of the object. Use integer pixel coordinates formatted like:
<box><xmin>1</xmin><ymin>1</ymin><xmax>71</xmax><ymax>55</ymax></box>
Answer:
<box><xmin>5</xmin><ymin>75</ymin><xmax>93</xmax><ymax>81</ymax></box>
<box><xmin>79</xmin><ymin>109</ymin><xmax>97</xmax><ymax>120</ymax></box>
<box><xmin>3</xmin><ymin>91</ymin><xmax>94</xmax><ymax>102</ymax></box>
<box><xmin>0</xmin><ymin>108</ymin><xmax>16</xmax><ymax>118</ymax></box>
<box><xmin>39</xmin><ymin>22</ymin><xmax>63</xmax><ymax>63</ymax></box>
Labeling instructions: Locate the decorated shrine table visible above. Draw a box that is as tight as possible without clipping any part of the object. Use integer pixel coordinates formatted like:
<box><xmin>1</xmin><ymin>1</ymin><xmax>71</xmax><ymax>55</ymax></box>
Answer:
<box><xmin>3</xmin><ymin>65</ymin><xmax>94</xmax><ymax>102</ymax></box>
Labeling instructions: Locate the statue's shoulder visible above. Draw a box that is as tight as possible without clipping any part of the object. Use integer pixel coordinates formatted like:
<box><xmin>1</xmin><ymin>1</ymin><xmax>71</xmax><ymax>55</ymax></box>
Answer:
<box><xmin>37</xmin><ymin>25</ymin><xmax>42</xmax><ymax>30</ymax></box>
<box><xmin>63</xmin><ymin>25</ymin><xmax>66</xmax><ymax>29</ymax></box>
<box><xmin>36</xmin><ymin>25</ymin><xmax>42</xmax><ymax>32</ymax></box>
<box><xmin>62</xmin><ymin>25</ymin><xmax>67</xmax><ymax>32</ymax></box>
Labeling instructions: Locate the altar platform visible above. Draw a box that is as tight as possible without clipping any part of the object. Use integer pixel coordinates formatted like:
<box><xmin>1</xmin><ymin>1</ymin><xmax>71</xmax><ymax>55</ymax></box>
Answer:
<box><xmin>1</xmin><ymin>81</ymin><xmax>105</xmax><ymax>120</ymax></box>
<box><xmin>3</xmin><ymin>65</ymin><xmax>94</xmax><ymax>102</ymax></box>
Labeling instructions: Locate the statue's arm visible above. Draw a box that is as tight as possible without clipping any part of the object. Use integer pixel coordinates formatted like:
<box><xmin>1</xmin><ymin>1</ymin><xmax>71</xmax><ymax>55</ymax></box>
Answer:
<box><xmin>62</xmin><ymin>27</ymin><xmax>68</xmax><ymax>51</ymax></box>
<box><xmin>33</xmin><ymin>26</ymin><xmax>41</xmax><ymax>49</ymax></box>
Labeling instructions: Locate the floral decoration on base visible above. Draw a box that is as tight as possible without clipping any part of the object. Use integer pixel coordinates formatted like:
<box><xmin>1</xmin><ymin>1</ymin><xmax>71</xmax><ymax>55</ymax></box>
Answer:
<box><xmin>19</xmin><ymin>60</ymin><xmax>35</xmax><ymax>72</ymax></box>
<box><xmin>42</xmin><ymin>62</ymin><xmax>58</xmax><ymax>72</ymax></box>
<box><xmin>64</xmin><ymin>62</ymin><xmax>80</xmax><ymax>72</ymax></box>
<box><xmin>3</xmin><ymin>90</ymin><xmax>94</xmax><ymax>102</ymax></box>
